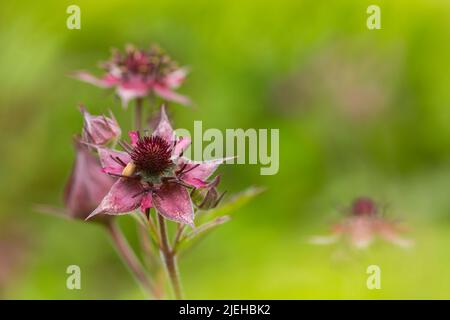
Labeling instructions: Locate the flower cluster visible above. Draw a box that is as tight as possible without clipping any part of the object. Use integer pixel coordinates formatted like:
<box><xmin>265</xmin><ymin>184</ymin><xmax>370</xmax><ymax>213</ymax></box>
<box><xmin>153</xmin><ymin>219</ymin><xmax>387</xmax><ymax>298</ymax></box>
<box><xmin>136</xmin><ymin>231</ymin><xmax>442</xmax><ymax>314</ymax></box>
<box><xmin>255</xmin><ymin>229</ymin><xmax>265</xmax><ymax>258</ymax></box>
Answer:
<box><xmin>61</xmin><ymin>44</ymin><xmax>241</xmax><ymax>300</ymax></box>
<box><xmin>60</xmin><ymin>43</ymin><xmax>412</xmax><ymax>301</ymax></box>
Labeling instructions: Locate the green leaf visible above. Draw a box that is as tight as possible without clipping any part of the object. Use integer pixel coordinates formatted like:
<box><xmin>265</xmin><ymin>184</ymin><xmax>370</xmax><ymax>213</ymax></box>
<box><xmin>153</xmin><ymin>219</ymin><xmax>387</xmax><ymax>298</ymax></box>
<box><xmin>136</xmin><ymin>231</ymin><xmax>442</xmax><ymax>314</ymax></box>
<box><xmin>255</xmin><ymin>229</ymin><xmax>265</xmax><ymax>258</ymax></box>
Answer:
<box><xmin>203</xmin><ymin>185</ymin><xmax>265</xmax><ymax>219</ymax></box>
<box><xmin>176</xmin><ymin>215</ymin><xmax>231</xmax><ymax>255</ymax></box>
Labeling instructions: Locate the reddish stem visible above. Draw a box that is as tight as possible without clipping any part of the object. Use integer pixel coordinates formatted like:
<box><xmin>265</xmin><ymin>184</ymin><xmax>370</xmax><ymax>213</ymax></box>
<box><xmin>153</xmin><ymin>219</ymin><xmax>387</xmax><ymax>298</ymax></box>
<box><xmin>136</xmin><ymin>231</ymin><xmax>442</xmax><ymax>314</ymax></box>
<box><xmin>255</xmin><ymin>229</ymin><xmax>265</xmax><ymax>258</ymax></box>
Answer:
<box><xmin>106</xmin><ymin>220</ymin><xmax>159</xmax><ymax>299</ymax></box>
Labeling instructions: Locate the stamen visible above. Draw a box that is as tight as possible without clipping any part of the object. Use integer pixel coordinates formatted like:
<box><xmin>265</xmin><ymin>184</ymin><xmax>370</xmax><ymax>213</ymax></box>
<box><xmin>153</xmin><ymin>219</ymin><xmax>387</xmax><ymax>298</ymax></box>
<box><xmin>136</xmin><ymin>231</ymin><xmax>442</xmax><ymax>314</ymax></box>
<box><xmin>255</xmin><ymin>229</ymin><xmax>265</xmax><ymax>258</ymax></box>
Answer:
<box><xmin>106</xmin><ymin>172</ymin><xmax>140</xmax><ymax>180</ymax></box>
<box><xmin>132</xmin><ymin>187</ymin><xmax>152</xmax><ymax>198</ymax></box>
<box><xmin>119</xmin><ymin>141</ymin><xmax>133</xmax><ymax>153</ymax></box>
<box><xmin>161</xmin><ymin>176</ymin><xmax>194</xmax><ymax>189</ymax></box>
<box><xmin>114</xmin><ymin>156</ymin><xmax>127</xmax><ymax>166</ymax></box>
<box><xmin>109</xmin><ymin>154</ymin><xmax>127</xmax><ymax>167</ymax></box>
<box><xmin>172</xmin><ymin>179</ymin><xmax>194</xmax><ymax>189</ymax></box>
<box><xmin>178</xmin><ymin>163</ymin><xmax>200</xmax><ymax>177</ymax></box>
<box><xmin>176</xmin><ymin>163</ymin><xmax>187</xmax><ymax>175</ymax></box>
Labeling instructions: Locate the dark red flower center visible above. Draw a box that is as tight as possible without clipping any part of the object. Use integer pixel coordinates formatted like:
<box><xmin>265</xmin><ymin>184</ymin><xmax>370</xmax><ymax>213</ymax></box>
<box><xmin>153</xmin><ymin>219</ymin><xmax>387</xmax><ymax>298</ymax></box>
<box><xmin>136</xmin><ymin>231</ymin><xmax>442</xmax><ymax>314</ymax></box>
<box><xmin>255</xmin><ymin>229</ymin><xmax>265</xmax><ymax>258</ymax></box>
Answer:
<box><xmin>130</xmin><ymin>136</ymin><xmax>173</xmax><ymax>176</ymax></box>
<box><xmin>123</xmin><ymin>51</ymin><xmax>149</xmax><ymax>73</ymax></box>
<box><xmin>112</xmin><ymin>46</ymin><xmax>177</xmax><ymax>79</ymax></box>
<box><xmin>351</xmin><ymin>197</ymin><xmax>377</xmax><ymax>216</ymax></box>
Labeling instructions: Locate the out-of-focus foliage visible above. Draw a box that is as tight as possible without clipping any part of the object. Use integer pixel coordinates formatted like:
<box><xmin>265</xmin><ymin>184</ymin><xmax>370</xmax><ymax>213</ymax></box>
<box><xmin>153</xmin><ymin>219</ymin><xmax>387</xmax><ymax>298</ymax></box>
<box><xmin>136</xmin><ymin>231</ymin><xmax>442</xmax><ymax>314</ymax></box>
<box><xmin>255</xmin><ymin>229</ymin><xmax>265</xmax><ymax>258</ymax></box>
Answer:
<box><xmin>1</xmin><ymin>0</ymin><xmax>450</xmax><ymax>298</ymax></box>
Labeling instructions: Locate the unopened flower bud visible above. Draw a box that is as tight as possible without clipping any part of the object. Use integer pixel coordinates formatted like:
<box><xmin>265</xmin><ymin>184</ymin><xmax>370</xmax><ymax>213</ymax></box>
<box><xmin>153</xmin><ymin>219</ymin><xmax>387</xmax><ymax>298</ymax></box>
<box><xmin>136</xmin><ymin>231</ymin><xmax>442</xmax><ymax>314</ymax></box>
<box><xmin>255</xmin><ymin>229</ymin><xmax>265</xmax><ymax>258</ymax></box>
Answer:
<box><xmin>64</xmin><ymin>138</ymin><xmax>115</xmax><ymax>220</ymax></box>
<box><xmin>191</xmin><ymin>176</ymin><xmax>225</xmax><ymax>210</ymax></box>
<box><xmin>80</xmin><ymin>106</ymin><xmax>121</xmax><ymax>146</ymax></box>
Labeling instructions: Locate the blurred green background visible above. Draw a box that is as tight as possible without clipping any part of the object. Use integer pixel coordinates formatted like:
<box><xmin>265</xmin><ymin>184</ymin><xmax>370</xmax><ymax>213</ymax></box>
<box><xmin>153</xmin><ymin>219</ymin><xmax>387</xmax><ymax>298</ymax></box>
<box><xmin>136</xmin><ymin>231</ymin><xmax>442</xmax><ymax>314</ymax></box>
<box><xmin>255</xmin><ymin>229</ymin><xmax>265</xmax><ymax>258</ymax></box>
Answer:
<box><xmin>1</xmin><ymin>0</ymin><xmax>450</xmax><ymax>299</ymax></box>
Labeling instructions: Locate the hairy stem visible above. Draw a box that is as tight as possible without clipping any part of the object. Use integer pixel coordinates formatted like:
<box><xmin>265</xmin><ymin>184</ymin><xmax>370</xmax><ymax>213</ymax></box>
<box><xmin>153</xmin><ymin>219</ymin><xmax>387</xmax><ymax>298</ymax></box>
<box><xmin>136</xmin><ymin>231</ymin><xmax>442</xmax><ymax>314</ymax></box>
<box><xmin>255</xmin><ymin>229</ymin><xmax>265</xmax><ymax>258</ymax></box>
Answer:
<box><xmin>106</xmin><ymin>220</ymin><xmax>159</xmax><ymax>299</ymax></box>
<box><xmin>157</xmin><ymin>213</ymin><xmax>183</xmax><ymax>299</ymax></box>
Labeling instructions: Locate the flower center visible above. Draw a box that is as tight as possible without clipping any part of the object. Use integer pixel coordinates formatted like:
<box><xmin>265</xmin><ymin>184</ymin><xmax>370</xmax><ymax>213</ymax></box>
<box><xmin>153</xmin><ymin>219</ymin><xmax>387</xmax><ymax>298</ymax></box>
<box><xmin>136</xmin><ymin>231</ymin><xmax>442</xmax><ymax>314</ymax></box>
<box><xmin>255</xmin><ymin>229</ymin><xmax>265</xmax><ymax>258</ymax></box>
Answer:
<box><xmin>122</xmin><ymin>50</ymin><xmax>150</xmax><ymax>74</ymax></box>
<box><xmin>130</xmin><ymin>136</ymin><xmax>174</xmax><ymax>177</ymax></box>
<box><xmin>114</xmin><ymin>47</ymin><xmax>177</xmax><ymax>79</ymax></box>
<box><xmin>351</xmin><ymin>197</ymin><xmax>377</xmax><ymax>216</ymax></box>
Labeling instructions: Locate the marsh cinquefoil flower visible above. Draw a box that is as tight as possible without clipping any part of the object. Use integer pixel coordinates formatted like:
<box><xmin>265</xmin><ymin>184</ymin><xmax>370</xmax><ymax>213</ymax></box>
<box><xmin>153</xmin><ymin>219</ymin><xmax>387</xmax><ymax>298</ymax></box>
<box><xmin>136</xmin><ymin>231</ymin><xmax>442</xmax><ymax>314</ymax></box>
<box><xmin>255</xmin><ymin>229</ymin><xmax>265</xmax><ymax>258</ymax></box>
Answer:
<box><xmin>88</xmin><ymin>106</ymin><xmax>227</xmax><ymax>226</ymax></box>
<box><xmin>311</xmin><ymin>197</ymin><xmax>412</xmax><ymax>249</ymax></box>
<box><xmin>74</xmin><ymin>45</ymin><xmax>190</xmax><ymax>108</ymax></box>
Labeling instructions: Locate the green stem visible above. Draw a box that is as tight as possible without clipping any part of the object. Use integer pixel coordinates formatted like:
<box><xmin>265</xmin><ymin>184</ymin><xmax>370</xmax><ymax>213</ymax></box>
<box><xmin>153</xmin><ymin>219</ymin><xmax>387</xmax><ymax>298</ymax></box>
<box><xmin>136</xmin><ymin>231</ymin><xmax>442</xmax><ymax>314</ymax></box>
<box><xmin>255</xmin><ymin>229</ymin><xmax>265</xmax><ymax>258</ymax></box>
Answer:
<box><xmin>157</xmin><ymin>213</ymin><xmax>183</xmax><ymax>299</ymax></box>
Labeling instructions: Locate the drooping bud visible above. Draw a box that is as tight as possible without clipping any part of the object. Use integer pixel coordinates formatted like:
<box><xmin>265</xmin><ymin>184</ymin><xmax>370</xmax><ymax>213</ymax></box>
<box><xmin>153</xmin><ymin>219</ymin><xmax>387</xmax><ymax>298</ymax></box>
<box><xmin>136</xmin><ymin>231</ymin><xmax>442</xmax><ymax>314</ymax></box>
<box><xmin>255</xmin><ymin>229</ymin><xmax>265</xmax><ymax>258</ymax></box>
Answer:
<box><xmin>191</xmin><ymin>176</ymin><xmax>225</xmax><ymax>210</ymax></box>
<box><xmin>80</xmin><ymin>106</ymin><xmax>121</xmax><ymax>146</ymax></box>
<box><xmin>64</xmin><ymin>138</ymin><xmax>115</xmax><ymax>220</ymax></box>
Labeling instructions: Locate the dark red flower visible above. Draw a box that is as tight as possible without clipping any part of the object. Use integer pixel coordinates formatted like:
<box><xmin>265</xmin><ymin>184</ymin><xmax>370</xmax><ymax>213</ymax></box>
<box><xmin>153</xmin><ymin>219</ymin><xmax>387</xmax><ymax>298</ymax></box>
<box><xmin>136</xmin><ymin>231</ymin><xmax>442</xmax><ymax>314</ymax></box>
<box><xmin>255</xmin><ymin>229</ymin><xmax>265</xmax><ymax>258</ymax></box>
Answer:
<box><xmin>88</xmin><ymin>106</ymin><xmax>228</xmax><ymax>226</ymax></box>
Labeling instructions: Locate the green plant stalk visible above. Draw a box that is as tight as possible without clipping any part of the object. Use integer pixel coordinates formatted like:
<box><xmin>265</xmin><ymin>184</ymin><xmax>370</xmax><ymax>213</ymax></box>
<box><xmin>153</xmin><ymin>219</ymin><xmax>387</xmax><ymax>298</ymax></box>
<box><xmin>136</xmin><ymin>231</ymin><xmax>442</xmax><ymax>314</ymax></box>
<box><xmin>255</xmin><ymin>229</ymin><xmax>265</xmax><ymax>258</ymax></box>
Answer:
<box><xmin>157</xmin><ymin>213</ymin><xmax>183</xmax><ymax>299</ymax></box>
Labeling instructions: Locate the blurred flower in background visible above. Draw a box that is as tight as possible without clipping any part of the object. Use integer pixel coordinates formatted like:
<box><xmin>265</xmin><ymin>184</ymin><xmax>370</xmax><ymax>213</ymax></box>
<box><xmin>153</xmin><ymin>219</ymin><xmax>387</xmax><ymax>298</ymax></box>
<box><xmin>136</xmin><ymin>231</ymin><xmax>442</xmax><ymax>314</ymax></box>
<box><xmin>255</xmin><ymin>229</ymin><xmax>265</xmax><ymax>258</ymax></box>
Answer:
<box><xmin>73</xmin><ymin>45</ymin><xmax>190</xmax><ymax>108</ymax></box>
<box><xmin>310</xmin><ymin>197</ymin><xmax>413</xmax><ymax>249</ymax></box>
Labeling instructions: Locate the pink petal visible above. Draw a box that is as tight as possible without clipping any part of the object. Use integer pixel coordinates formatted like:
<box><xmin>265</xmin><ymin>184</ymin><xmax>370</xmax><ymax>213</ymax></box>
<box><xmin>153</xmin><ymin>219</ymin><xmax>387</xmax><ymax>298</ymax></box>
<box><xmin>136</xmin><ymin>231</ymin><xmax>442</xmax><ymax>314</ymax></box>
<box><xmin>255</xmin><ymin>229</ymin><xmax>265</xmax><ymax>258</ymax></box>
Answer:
<box><xmin>116</xmin><ymin>88</ymin><xmax>147</xmax><ymax>109</ymax></box>
<box><xmin>117</xmin><ymin>78</ymin><xmax>149</xmax><ymax>108</ymax></box>
<box><xmin>152</xmin><ymin>183</ymin><xmax>194</xmax><ymax>226</ymax></box>
<box><xmin>152</xmin><ymin>105</ymin><xmax>175</xmax><ymax>143</ymax></box>
<box><xmin>87</xmin><ymin>178</ymin><xmax>144</xmax><ymax>219</ymax></box>
<box><xmin>73</xmin><ymin>71</ymin><xmax>117</xmax><ymax>88</ymax></box>
<box><xmin>349</xmin><ymin>217</ymin><xmax>375</xmax><ymax>249</ymax></box>
<box><xmin>153</xmin><ymin>84</ymin><xmax>191</xmax><ymax>106</ymax></box>
<box><xmin>103</xmin><ymin>73</ymin><xmax>121</xmax><ymax>86</ymax></box>
<box><xmin>184</xmin><ymin>178</ymin><xmax>208</xmax><ymax>188</ymax></box>
<box><xmin>96</xmin><ymin>147</ymin><xmax>130</xmax><ymax>175</ymax></box>
<box><xmin>163</xmin><ymin>68</ymin><xmax>188</xmax><ymax>89</ymax></box>
<box><xmin>128</xmin><ymin>131</ymin><xmax>139</xmax><ymax>146</ymax></box>
<box><xmin>140</xmin><ymin>193</ymin><xmax>153</xmax><ymax>213</ymax></box>
<box><xmin>376</xmin><ymin>220</ymin><xmax>413</xmax><ymax>248</ymax></box>
<box><xmin>120</xmin><ymin>76</ymin><xmax>149</xmax><ymax>92</ymax></box>
<box><xmin>178</xmin><ymin>157</ymin><xmax>229</xmax><ymax>188</ymax></box>
<box><xmin>173</xmin><ymin>136</ymin><xmax>191</xmax><ymax>157</ymax></box>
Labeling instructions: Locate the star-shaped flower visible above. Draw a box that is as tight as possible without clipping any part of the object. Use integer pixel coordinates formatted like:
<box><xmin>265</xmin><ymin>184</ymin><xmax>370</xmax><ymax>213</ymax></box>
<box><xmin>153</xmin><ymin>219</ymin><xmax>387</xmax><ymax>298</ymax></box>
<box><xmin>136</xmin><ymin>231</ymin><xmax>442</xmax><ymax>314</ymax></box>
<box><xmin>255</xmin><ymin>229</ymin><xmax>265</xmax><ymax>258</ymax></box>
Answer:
<box><xmin>88</xmin><ymin>106</ymin><xmax>228</xmax><ymax>226</ymax></box>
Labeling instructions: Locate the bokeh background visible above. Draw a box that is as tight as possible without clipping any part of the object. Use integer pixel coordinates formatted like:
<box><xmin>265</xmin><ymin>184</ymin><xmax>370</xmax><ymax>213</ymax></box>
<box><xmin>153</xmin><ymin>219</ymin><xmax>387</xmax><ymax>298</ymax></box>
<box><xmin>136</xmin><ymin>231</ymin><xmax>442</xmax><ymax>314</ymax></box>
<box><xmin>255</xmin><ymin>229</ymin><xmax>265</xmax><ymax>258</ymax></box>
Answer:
<box><xmin>1</xmin><ymin>0</ymin><xmax>450</xmax><ymax>299</ymax></box>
